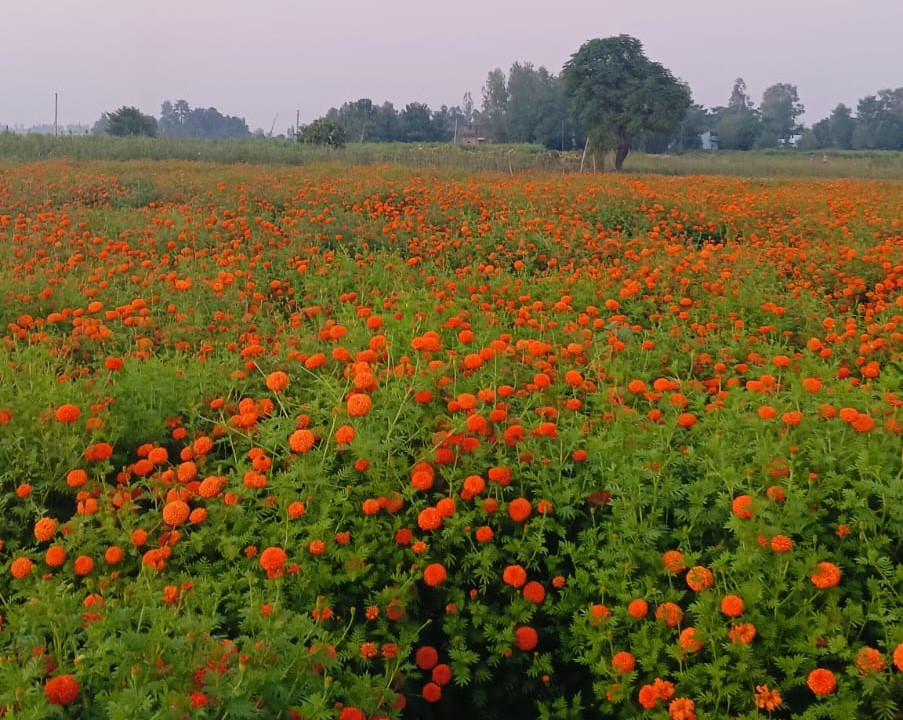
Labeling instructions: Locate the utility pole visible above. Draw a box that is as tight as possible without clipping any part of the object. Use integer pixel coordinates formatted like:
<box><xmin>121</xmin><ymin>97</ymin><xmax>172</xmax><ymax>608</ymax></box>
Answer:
<box><xmin>296</xmin><ymin>109</ymin><xmax>300</xmax><ymax>136</ymax></box>
<box><xmin>54</xmin><ymin>92</ymin><xmax>58</xmax><ymax>136</ymax></box>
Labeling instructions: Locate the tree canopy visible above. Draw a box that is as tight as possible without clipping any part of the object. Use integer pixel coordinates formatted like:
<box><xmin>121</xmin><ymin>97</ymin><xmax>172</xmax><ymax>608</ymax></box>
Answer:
<box><xmin>103</xmin><ymin>107</ymin><xmax>158</xmax><ymax>137</ymax></box>
<box><xmin>296</xmin><ymin>117</ymin><xmax>347</xmax><ymax>148</ymax></box>
<box><xmin>562</xmin><ymin>35</ymin><xmax>690</xmax><ymax>169</ymax></box>
<box><xmin>159</xmin><ymin>100</ymin><xmax>250</xmax><ymax>139</ymax></box>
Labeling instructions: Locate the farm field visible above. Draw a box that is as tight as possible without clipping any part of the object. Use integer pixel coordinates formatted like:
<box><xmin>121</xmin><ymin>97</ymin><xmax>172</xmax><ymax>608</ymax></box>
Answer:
<box><xmin>0</xmin><ymin>160</ymin><xmax>901</xmax><ymax>719</ymax></box>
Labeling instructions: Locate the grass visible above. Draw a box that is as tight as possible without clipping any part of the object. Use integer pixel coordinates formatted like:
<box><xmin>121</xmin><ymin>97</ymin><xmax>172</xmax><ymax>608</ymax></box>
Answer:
<box><xmin>3</xmin><ymin>132</ymin><xmax>903</xmax><ymax>179</ymax></box>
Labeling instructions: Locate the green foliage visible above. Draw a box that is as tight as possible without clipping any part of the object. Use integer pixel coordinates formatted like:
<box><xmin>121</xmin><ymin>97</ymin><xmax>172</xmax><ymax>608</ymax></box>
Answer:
<box><xmin>855</xmin><ymin>89</ymin><xmax>903</xmax><ymax>150</ymax></box>
<box><xmin>760</xmin><ymin>83</ymin><xmax>805</xmax><ymax>141</ymax></box>
<box><xmin>103</xmin><ymin>106</ymin><xmax>159</xmax><ymax>138</ymax></box>
<box><xmin>296</xmin><ymin>117</ymin><xmax>347</xmax><ymax>148</ymax></box>
<box><xmin>0</xmin><ymin>161</ymin><xmax>901</xmax><ymax>719</ymax></box>
<box><xmin>159</xmin><ymin>100</ymin><xmax>251</xmax><ymax>139</ymax></box>
<box><xmin>562</xmin><ymin>35</ymin><xmax>691</xmax><ymax>169</ymax></box>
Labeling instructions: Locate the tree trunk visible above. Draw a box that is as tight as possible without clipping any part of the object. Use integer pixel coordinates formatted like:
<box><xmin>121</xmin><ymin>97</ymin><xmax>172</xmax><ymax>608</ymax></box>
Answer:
<box><xmin>579</xmin><ymin>136</ymin><xmax>590</xmax><ymax>172</ymax></box>
<box><xmin>614</xmin><ymin>143</ymin><xmax>630</xmax><ymax>171</ymax></box>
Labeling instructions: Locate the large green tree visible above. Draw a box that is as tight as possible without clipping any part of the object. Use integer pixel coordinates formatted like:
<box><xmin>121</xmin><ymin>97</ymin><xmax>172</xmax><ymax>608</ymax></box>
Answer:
<box><xmin>296</xmin><ymin>117</ymin><xmax>346</xmax><ymax>148</ymax></box>
<box><xmin>104</xmin><ymin>106</ymin><xmax>158</xmax><ymax>137</ymax></box>
<box><xmin>854</xmin><ymin>89</ymin><xmax>903</xmax><ymax>150</ymax></box>
<box><xmin>159</xmin><ymin>100</ymin><xmax>250</xmax><ymax>139</ymax></box>
<box><xmin>480</xmin><ymin>68</ymin><xmax>510</xmax><ymax>142</ymax></box>
<box><xmin>562</xmin><ymin>35</ymin><xmax>690</xmax><ymax>170</ymax></box>
<box><xmin>711</xmin><ymin>78</ymin><xmax>761</xmax><ymax>150</ymax></box>
<box><xmin>759</xmin><ymin>83</ymin><xmax>804</xmax><ymax>143</ymax></box>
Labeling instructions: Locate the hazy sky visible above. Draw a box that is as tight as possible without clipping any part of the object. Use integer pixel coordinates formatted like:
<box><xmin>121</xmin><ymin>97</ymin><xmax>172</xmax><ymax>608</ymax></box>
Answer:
<box><xmin>3</xmin><ymin>0</ymin><xmax>902</xmax><ymax>132</ymax></box>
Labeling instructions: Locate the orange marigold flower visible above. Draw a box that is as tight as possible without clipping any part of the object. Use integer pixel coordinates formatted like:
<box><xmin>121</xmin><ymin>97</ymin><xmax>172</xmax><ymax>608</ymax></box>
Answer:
<box><xmin>757</xmin><ymin>405</ymin><xmax>776</xmax><ymax>420</ymax></box>
<box><xmin>679</xmin><ymin>627</ymin><xmax>704</xmax><ymax>653</ymax></box>
<box><xmin>147</xmin><ymin>447</ymin><xmax>168</xmax><ymax>465</ymax></box>
<box><xmin>33</xmin><ymin>517</ymin><xmax>57</xmax><ymax>542</ymax></box>
<box><xmin>801</xmin><ymin>377</ymin><xmax>822</xmax><ymax>393</ymax></box>
<box><xmin>423</xmin><ymin>562</ymin><xmax>447</xmax><ymax>587</ymax></box>
<box><xmin>770</xmin><ymin>534</ymin><xmax>793</xmax><ymax>553</ymax></box>
<box><xmin>838</xmin><ymin>406</ymin><xmax>859</xmax><ymax>423</ymax></box>
<box><xmin>460</xmin><ymin>474</ymin><xmax>486</xmax><ymax>500</ymax></box>
<box><xmin>893</xmin><ymin>642</ymin><xmax>903</xmax><ymax>672</ymax></box>
<box><xmin>806</xmin><ymin>668</ymin><xmax>836</xmax><ymax>695</ymax></box>
<box><xmin>611</xmin><ymin>651</ymin><xmax>635</xmax><ymax>674</ymax></box>
<box><xmin>198</xmin><ymin>475</ymin><xmax>225</xmax><ymax>498</ymax></box>
<box><xmin>686</xmin><ymin>566</ymin><xmax>714</xmax><ymax>592</ymax></box>
<box><xmin>431</xmin><ymin>663</ymin><xmax>452</xmax><ymax>685</ymax></box>
<box><xmin>653</xmin><ymin>678</ymin><xmax>675</xmax><ymax>701</ymax></box>
<box><xmin>514</xmin><ymin>625</ymin><xmax>538</xmax><ymax>651</ymax></box>
<box><xmin>415</xmin><ymin>645</ymin><xmax>439</xmax><ymax>670</ymax></box>
<box><xmin>474</xmin><ymin>525</ymin><xmax>493</xmax><ymax>542</ymax></box>
<box><xmin>488</xmin><ymin>466</ymin><xmax>512</xmax><ymax>485</ymax></box>
<box><xmin>502</xmin><ymin>564</ymin><xmax>527</xmax><ymax>588</ymax></box>
<box><xmin>638</xmin><ymin>684</ymin><xmax>658</xmax><ymax>709</ymax></box>
<box><xmin>668</xmin><ymin>697</ymin><xmax>697</xmax><ymax>720</ymax></box>
<box><xmin>259</xmin><ymin>546</ymin><xmax>287</xmax><ymax>573</ymax></box>
<box><xmin>346</xmin><ymin>393</ymin><xmax>372</xmax><ymax>417</ymax></box>
<box><xmin>810</xmin><ymin>561</ymin><xmax>841</xmax><ymax>589</ymax></box>
<box><xmin>10</xmin><ymin>556</ymin><xmax>34</xmax><ymax>578</ymax></box>
<box><xmin>436</xmin><ymin>497</ymin><xmax>455</xmax><ymax>517</ymax></box>
<box><xmin>288</xmin><ymin>429</ymin><xmax>315</xmax><ymax>453</ymax></box>
<box><xmin>83</xmin><ymin>442</ymin><xmax>113</xmax><ymax>462</ymax></box>
<box><xmin>628</xmin><ymin>598</ymin><xmax>648</xmax><ymax>618</ymax></box>
<box><xmin>359</xmin><ymin>642</ymin><xmax>378</xmax><ymax>659</ymax></box>
<box><xmin>361</xmin><ymin>498</ymin><xmax>380</xmax><ymax>515</ymax></box>
<box><xmin>104</xmin><ymin>546</ymin><xmax>123</xmax><ymax>564</ymax></box>
<box><xmin>728</xmin><ymin>622</ymin><xmax>756</xmax><ymax>644</ymax></box>
<box><xmin>45</xmin><ymin>545</ymin><xmax>66</xmax><ymax>567</ymax></box>
<box><xmin>422</xmin><ymin>682</ymin><xmax>442</xmax><ymax>703</ymax></box>
<box><xmin>656</xmin><ymin>602</ymin><xmax>683</xmax><ymax>628</ymax></box>
<box><xmin>731</xmin><ymin>494</ymin><xmax>754</xmax><ymax>519</ymax></box>
<box><xmin>410</xmin><ymin>462</ymin><xmax>435</xmax><ymax>491</ymax></box>
<box><xmin>522</xmin><ymin>581</ymin><xmax>545</xmax><ymax>604</ymax></box>
<box><xmin>507</xmin><ymin>497</ymin><xmax>532</xmax><ymax>522</ymax></box>
<box><xmin>721</xmin><ymin>594</ymin><xmax>745</xmax><ymax>617</ymax></box>
<box><xmin>855</xmin><ymin>647</ymin><xmax>885</xmax><ymax>675</ymax></box>
<box><xmin>589</xmin><ymin>604</ymin><xmax>611</xmax><ymax>625</ymax></box>
<box><xmin>676</xmin><ymin>412</ymin><xmax>697</xmax><ymax>428</ymax></box>
<box><xmin>66</xmin><ymin>469</ymin><xmax>88</xmax><ymax>488</ymax></box>
<box><xmin>55</xmin><ymin>404</ymin><xmax>80</xmax><ymax>423</ymax></box>
<box><xmin>754</xmin><ymin>685</ymin><xmax>782</xmax><ymax>711</ymax></box>
<box><xmin>418</xmin><ymin>507</ymin><xmax>442</xmax><ymax>531</ymax></box>
<box><xmin>44</xmin><ymin>674</ymin><xmax>80</xmax><ymax>705</ymax></box>
<box><xmin>162</xmin><ymin>500</ymin><xmax>190</xmax><ymax>526</ymax></box>
<box><xmin>662</xmin><ymin>550</ymin><xmax>686</xmax><ymax>573</ymax></box>
<box><xmin>781</xmin><ymin>410</ymin><xmax>803</xmax><ymax>426</ymax></box>
<box><xmin>73</xmin><ymin>555</ymin><xmax>94</xmax><ymax>576</ymax></box>
<box><xmin>335</xmin><ymin>424</ymin><xmax>355</xmax><ymax>445</ymax></box>
<box><xmin>265</xmin><ymin>371</ymin><xmax>289</xmax><ymax>392</ymax></box>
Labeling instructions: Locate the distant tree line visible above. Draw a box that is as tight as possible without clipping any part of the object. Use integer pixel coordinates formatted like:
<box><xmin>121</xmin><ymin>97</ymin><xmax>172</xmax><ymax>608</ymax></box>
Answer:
<box><xmin>90</xmin><ymin>36</ymin><xmax>903</xmax><ymax>164</ymax></box>
<box><xmin>303</xmin><ymin>63</ymin><xmax>903</xmax><ymax>154</ymax></box>
<box><xmin>93</xmin><ymin>101</ymin><xmax>250</xmax><ymax>140</ymax></box>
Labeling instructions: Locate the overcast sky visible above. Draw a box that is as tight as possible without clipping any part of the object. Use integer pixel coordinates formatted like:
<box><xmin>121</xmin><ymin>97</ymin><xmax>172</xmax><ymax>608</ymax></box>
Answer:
<box><xmin>3</xmin><ymin>0</ymin><xmax>901</xmax><ymax>132</ymax></box>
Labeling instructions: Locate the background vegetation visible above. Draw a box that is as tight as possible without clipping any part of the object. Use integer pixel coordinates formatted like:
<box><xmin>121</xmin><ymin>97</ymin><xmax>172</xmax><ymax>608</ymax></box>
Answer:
<box><xmin>3</xmin><ymin>133</ymin><xmax>903</xmax><ymax>179</ymax></box>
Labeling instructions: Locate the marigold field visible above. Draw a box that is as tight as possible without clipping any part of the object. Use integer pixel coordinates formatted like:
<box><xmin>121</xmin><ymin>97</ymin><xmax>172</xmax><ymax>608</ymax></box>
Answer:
<box><xmin>0</xmin><ymin>160</ymin><xmax>901</xmax><ymax>720</ymax></box>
